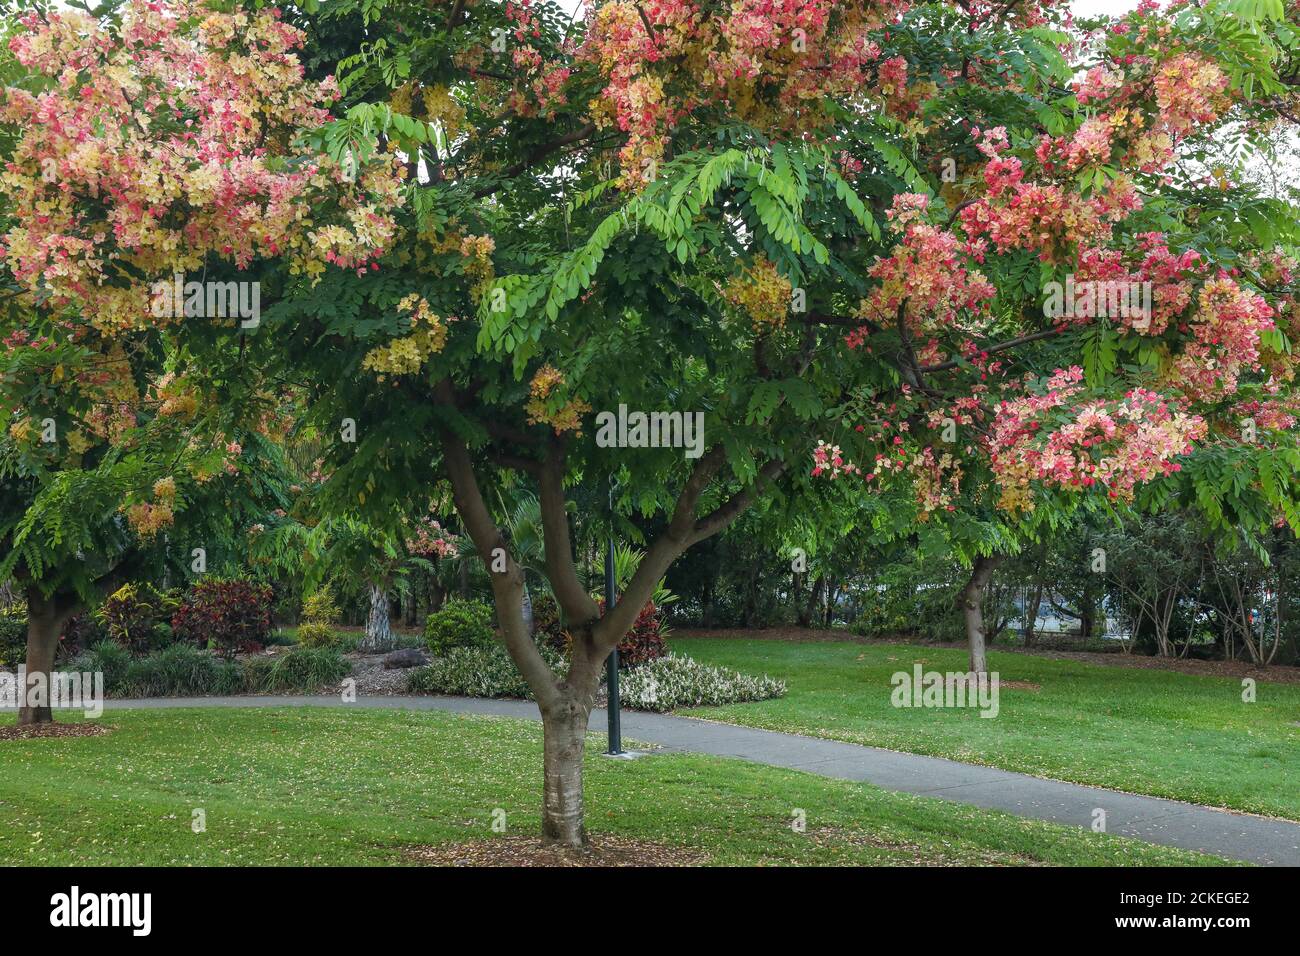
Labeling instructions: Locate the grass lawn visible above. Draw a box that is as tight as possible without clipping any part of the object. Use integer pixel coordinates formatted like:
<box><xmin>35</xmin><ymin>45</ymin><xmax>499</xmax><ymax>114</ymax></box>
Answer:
<box><xmin>0</xmin><ymin>708</ymin><xmax>1229</xmax><ymax>866</ymax></box>
<box><xmin>672</xmin><ymin>636</ymin><xmax>1300</xmax><ymax>821</ymax></box>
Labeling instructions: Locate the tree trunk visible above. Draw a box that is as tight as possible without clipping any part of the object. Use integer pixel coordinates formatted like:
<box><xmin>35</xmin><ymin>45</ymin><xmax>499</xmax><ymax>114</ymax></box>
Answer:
<box><xmin>797</xmin><ymin>574</ymin><xmax>824</xmax><ymax>628</ymax></box>
<box><xmin>540</xmin><ymin>697</ymin><xmax>590</xmax><ymax>847</ymax></box>
<box><xmin>1024</xmin><ymin>582</ymin><xmax>1044</xmax><ymax>647</ymax></box>
<box><xmin>20</xmin><ymin>587</ymin><xmax>77</xmax><ymax>725</ymax></box>
<box><xmin>1079</xmin><ymin>592</ymin><xmax>1097</xmax><ymax>640</ymax></box>
<box><xmin>360</xmin><ymin>581</ymin><xmax>395</xmax><ymax>653</ymax></box>
<box><xmin>960</xmin><ymin>556</ymin><xmax>1004</xmax><ymax>675</ymax></box>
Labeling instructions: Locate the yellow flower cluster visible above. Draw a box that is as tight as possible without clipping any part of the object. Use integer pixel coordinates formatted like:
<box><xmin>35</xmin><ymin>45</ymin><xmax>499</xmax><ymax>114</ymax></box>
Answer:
<box><xmin>156</xmin><ymin>375</ymin><xmax>200</xmax><ymax>419</ymax></box>
<box><xmin>153</xmin><ymin>476</ymin><xmax>177</xmax><ymax>502</ymax></box>
<box><xmin>459</xmin><ymin>234</ymin><xmax>496</xmax><ymax>304</ymax></box>
<box><xmin>362</xmin><ymin>294</ymin><xmax>448</xmax><ymax>379</ymax></box>
<box><xmin>422</xmin><ymin>85</ymin><xmax>466</xmax><ymax>138</ymax></box>
<box><xmin>525</xmin><ymin>364</ymin><xmax>591</xmax><ymax>435</ymax></box>
<box><xmin>8</xmin><ymin>418</ymin><xmax>33</xmax><ymax>443</ymax></box>
<box><xmin>725</xmin><ymin>258</ymin><xmax>792</xmax><ymax>329</ymax></box>
<box><xmin>123</xmin><ymin>501</ymin><xmax>175</xmax><ymax>538</ymax></box>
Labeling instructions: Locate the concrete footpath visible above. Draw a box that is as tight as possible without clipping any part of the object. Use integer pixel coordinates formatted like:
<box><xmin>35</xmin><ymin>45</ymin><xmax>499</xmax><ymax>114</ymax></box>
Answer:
<box><xmin>102</xmin><ymin>694</ymin><xmax>1300</xmax><ymax>866</ymax></box>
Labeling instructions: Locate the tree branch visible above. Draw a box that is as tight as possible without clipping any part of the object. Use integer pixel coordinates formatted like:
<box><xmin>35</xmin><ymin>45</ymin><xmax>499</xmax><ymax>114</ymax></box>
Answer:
<box><xmin>433</xmin><ymin>381</ymin><xmax>561</xmax><ymax>710</ymax></box>
<box><xmin>538</xmin><ymin>441</ymin><xmax>600</xmax><ymax>627</ymax></box>
<box><xmin>917</xmin><ymin>326</ymin><xmax>1068</xmax><ymax>373</ymax></box>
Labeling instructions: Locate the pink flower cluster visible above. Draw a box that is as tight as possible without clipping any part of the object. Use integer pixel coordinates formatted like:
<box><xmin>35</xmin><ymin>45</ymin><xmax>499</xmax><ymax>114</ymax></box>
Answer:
<box><xmin>0</xmin><ymin>0</ymin><xmax>403</xmax><ymax>331</ymax></box>
<box><xmin>990</xmin><ymin>367</ymin><xmax>1206</xmax><ymax>510</ymax></box>
<box><xmin>852</xmin><ymin>194</ymin><xmax>995</xmax><ymax>343</ymax></box>
<box><xmin>1169</xmin><ymin>276</ymin><xmax>1275</xmax><ymax>401</ymax></box>
<box><xmin>406</xmin><ymin>516</ymin><xmax>460</xmax><ymax>559</ymax></box>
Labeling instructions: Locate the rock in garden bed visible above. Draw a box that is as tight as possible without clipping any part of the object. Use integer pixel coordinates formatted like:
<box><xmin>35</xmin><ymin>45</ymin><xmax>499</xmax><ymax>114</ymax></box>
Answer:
<box><xmin>382</xmin><ymin>648</ymin><xmax>430</xmax><ymax>669</ymax></box>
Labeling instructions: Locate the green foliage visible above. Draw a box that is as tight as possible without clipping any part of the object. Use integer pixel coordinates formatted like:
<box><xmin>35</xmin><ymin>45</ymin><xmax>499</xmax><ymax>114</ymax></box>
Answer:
<box><xmin>407</xmin><ymin>643</ymin><xmax>564</xmax><ymax>699</ymax></box>
<box><xmin>69</xmin><ymin>642</ymin><xmax>349</xmax><ymax>697</ymax></box>
<box><xmin>0</xmin><ymin>602</ymin><xmax>24</xmax><ymax>666</ymax></box>
<box><xmin>97</xmin><ymin>583</ymin><xmax>179</xmax><ymax>656</ymax></box>
<box><xmin>118</xmin><ymin>643</ymin><xmax>245</xmax><ymax>698</ymax></box>
<box><xmin>424</xmin><ymin>598</ymin><xmax>495</xmax><ymax>656</ymax></box>
<box><xmin>295</xmin><ymin>621</ymin><xmax>339</xmax><ymax>648</ymax></box>
<box><xmin>69</xmin><ymin>640</ymin><xmax>132</xmax><ymax>692</ymax></box>
<box><xmin>301</xmin><ymin>587</ymin><xmax>341</xmax><ymax>626</ymax></box>
<box><xmin>243</xmin><ymin>647</ymin><xmax>352</xmax><ymax>694</ymax></box>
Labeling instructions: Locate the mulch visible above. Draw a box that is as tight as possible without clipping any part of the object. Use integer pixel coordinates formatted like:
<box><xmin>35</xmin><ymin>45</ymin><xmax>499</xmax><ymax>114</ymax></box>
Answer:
<box><xmin>402</xmin><ymin>834</ymin><xmax>707</xmax><ymax>867</ymax></box>
<box><xmin>674</xmin><ymin>628</ymin><xmax>1300</xmax><ymax>685</ymax></box>
<box><xmin>0</xmin><ymin>722</ymin><xmax>112</xmax><ymax>740</ymax></box>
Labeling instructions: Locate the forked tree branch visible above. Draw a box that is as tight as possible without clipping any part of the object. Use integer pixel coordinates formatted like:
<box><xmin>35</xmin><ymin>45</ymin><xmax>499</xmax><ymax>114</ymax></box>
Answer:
<box><xmin>434</xmin><ymin>380</ymin><xmax>561</xmax><ymax>710</ymax></box>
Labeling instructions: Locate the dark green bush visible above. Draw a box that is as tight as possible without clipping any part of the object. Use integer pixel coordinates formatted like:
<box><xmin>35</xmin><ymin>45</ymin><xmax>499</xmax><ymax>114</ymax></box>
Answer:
<box><xmin>69</xmin><ymin>640</ymin><xmax>133</xmax><ymax>693</ymax></box>
<box><xmin>243</xmin><ymin>647</ymin><xmax>351</xmax><ymax>693</ymax></box>
<box><xmin>0</xmin><ymin>604</ymin><xmax>26</xmax><ymax>666</ymax></box>
<box><xmin>67</xmin><ymin>643</ymin><xmax>347</xmax><ymax>697</ymax></box>
<box><xmin>119</xmin><ymin>643</ymin><xmax>242</xmax><ymax>697</ymax></box>
<box><xmin>98</xmin><ymin>583</ymin><xmax>179</xmax><ymax>655</ymax></box>
<box><xmin>424</xmin><ymin>598</ymin><xmax>495</xmax><ymax>656</ymax></box>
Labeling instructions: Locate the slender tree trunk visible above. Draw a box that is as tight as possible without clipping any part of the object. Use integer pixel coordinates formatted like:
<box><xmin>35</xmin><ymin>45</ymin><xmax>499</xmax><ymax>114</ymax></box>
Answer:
<box><xmin>797</xmin><ymin>574</ymin><xmax>824</xmax><ymax>627</ymax></box>
<box><xmin>1024</xmin><ymin>582</ymin><xmax>1044</xmax><ymax>647</ymax></box>
<box><xmin>540</xmin><ymin>696</ymin><xmax>591</xmax><ymax>847</ymax></box>
<box><xmin>1080</xmin><ymin>594</ymin><xmax>1096</xmax><ymax>640</ymax></box>
<box><xmin>360</xmin><ymin>581</ymin><xmax>395</xmax><ymax>653</ymax></box>
<box><xmin>960</xmin><ymin>556</ymin><xmax>1004</xmax><ymax>675</ymax></box>
<box><xmin>20</xmin><ymin>587</ymin><xmax>77</xmax><ymax>725</ymax></box>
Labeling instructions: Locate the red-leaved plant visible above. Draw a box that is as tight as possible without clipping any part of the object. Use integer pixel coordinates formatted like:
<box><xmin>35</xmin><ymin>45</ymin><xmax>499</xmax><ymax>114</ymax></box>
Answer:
<box><xmin>172</xmin><ymin>579</ymin><xmax>273</xmax><ymax>658</ymax></box>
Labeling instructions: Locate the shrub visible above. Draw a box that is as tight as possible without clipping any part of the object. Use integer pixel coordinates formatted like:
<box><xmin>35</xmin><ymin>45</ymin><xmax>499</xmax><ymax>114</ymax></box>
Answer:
<box><xmin>301</xmin><ymin>587</ymin><xmax>340</xmax><ymax>626</ymax></box>
<box><xmin>532</xmin><ymin>593</ymin><xmax>567</xmax><ymax>650</ymax></box>
<box><xmin>97</xmin><ymin>583</ymin><xmax>178</xmax><ymax>655</ymax></box>
<box><xmin>62</xmin><ymin>612</ymin><xmax>105</xmax><ymax>657</ymax></box>
<box><xmin>119</xmin><ymin>643</ymin><xmax>243</xmax><ymax>697</ymax></box>
<box><xmin>172</xmin><ymin>579</ymin><xmax>273</xmax><ymax>657</ymax></box>
<box><xmin>617</xmin><ymin>654</ymin><xmax>786</xmax><ymax>713</ymax></box>
<box><xmin>68</xmin><ymin>640</ymin><xmax>133</xmax><ymax>693</ymax></box>
<box><xmin>616</xmin><ymin>600</ymin><xmax>667</xmax><ymax>668</ymax></box>
<box><xmin>243</xmin><ymin>647</ymin><xmax>351</xmax><ymax>693</ymax></box>
<box><xmin>407</xmin><ymin>643</ymin><xmax>564</xmax><ymax>699</ymax></box>
<box><xmin>424</xmin><ymin>598</ymin><xmax>495</xmax><ymax>656</ymax></box>
<box><xmin>0</xmin><ymin>604</ymin><xmax>26</xmax><ymax>666</ymax></box>
<box><xmin>295</xmin><ymin>621</ymin><xmax>337</xmax><ymax>648</ymax></box>
<box><xmin>536</xmin><ymin>593</ymin><xmax>666</xmax><ymax>667</ymax></box>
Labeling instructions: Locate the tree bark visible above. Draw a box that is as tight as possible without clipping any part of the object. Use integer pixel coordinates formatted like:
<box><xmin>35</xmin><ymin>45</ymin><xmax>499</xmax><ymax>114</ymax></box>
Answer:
<box><xmin>360</xmin><ymin>581</ymin><xmax>395</xmax><ymax>653</ymax></box>
<box><xmin>540</xmin><ymin>698</ymin><xmax>590</xmax><ymax>846</ymax></box>
<box><xmin>1024</xmin><ymin>582</ymin><xmax>1044</xmax><ymax>647</ymax></box>
<box><xmin>798</xmin><ymin>574</ymin><xmax>824</xmax><ymax>627</ymax></box>
<box><xmin>434</xmin><ymin>381</ymin><xmax>788</xmax><ymax>845</ymax></box>
<box><xmin>960</xmin><ymin>556</ymin><xmax>1004</xmax><ymax>675</ymax></box>
<box><xmin>20</xmin><ymin>587</ymin><xmax>78</xmax><ymax>725</ymax></box>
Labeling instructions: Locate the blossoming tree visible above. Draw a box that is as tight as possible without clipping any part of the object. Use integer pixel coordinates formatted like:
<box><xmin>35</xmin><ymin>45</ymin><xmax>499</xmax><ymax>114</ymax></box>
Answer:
<box><xmin>0</xmin><ymin>0</ymin><xmax>399</xmax><ymax>721</ymax></box>
<box><xmin>200</xmin><ymin>0</ymin><xmax>1297</xmax><ymax>846</ymax></box>
<box><xmin>8</xmin><ymin>0</ymin><xmax>1299</xmax><ymax>847</ymax></box>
